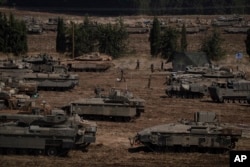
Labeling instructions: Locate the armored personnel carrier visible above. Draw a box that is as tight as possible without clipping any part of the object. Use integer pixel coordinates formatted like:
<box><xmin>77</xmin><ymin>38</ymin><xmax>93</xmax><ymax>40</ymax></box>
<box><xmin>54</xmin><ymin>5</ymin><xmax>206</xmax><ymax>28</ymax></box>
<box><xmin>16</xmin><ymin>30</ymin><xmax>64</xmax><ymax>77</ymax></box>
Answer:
<box><xmin>165</xmin><ymin>66</ymin><xmax>246</xmax><ymax>99</ymax></box>
<box><xmin>61</xmin><ymin>52</ymin><xmax>112</xmax><ymax>72</ymax></box>
<box><xmin>0</xmin><ymin>110</ymin><xmax>97</xmax><ymax>156</ymax></box>
<box><xmin>63</xmin><ymin>88</ymin><xmax>145</xmax><ymax>122</ymax></box>
<box><xmin>165</xmin><ymin>73</ymin><xmax>209</xmax><ymax>98</ymax></box>
<box><xmin>208</xmin><ymin>79</ymin><xmax>250</xmax><ymax>103</ymax></box>
<box><xmin>130</xmin><ymin>111</ymin><xmax>242</xmax><ymax>153</ymax></box>
<box><xmin>165</xmin><ymin>78</ymin><xmax>208</xmax><ymax>98</ymax></box>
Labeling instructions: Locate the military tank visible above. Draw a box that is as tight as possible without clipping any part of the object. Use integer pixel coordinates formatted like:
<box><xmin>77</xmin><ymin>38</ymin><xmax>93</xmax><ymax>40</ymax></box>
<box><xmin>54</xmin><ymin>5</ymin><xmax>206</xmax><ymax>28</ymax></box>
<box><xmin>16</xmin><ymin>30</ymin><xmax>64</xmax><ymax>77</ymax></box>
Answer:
<box><xmin>63</xmin><ymin>88</ymin><xmax>145</xmax><ymax>122</ymax></box>
<box><xmin>61</xmin><ymin>52</ymin><xmax>112</xmax><ymax>72</ymax></box>
<box><xmin>0</xmin><ymin>109</ymin><xmax>97</xmax><ymax>156</ymax></box>
<box><xmin>23</xmin><ymin>53</ymin><xmax>61</xmax><ymax>73</ymax></box>
<box><xmin>208</xmin><ymin>79</ymin><xmax>250</xmax><ymax>103</ymax></box>
<box><xmin>0</xmin><ymin>83</ymin><xmax>36</xmax><ymax>111</ymax></box>
<box><xmin>130</xmin><ymin>111</ymin><xmax>242</xmax><ymax>153</ymax></box>
<box><xmin>23</xmin><ymin>73</ymin><xmax>79</xmax><ymax>91</ymax></box>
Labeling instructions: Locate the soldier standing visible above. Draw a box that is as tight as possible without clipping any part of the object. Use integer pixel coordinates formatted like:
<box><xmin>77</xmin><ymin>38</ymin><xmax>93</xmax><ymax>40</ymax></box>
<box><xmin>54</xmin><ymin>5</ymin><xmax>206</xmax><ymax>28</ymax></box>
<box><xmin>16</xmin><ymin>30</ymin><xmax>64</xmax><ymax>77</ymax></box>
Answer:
<box><xmin>161</xmin><ymin>60</ymin><xmax>164</xmax><ymax>71</ymax></box>
<box><xmin>150</xmin><ymin>63</ymin><xmax>154</xmax><ymax>73</ymax></box>
<box><xmin>120</xmin><ymin>69</ymin><xmax>126</xmax><ymax>82</ymax></box>
<box><xmin>135</xmin><ymin>59</ymin><xmax>140</xmax><ymax>70</ymax></box>
<box><xmin>147</xmin><ymin>75</ymin><xmax>152</xmax><ymax>88</ymax></box>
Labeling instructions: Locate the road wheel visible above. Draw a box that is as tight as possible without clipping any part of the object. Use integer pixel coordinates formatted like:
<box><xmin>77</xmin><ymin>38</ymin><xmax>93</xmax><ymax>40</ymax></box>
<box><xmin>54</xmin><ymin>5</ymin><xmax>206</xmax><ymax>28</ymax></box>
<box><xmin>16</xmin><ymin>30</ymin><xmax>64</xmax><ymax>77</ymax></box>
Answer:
<box><xmin>6</xmin><ymin>148</ymin><xmax>16</xmax><ymax>155</ymax></box>
<box><xmin>19</xmin><ymin>149</ymin><xmax>29</xmax><ymax>155</ymax></box>
<box><xmin>35</xmin><ymin>149</ymin><xmax>44</xmax><ymax>156</ymax></box>
<box><xmin>47</xmin><ymin>147</ymin><xmax>58</xmax><ymax>156</ymax></box>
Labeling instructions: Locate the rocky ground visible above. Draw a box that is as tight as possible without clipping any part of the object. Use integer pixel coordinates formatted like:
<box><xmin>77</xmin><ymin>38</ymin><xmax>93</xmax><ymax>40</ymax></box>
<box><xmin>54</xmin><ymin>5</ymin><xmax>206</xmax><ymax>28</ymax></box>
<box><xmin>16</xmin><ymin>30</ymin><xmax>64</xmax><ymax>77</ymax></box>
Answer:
<box><xmin>0</xmin><ymin>8</ymin><xmax>250</xmax><ymax>167</ymax></box>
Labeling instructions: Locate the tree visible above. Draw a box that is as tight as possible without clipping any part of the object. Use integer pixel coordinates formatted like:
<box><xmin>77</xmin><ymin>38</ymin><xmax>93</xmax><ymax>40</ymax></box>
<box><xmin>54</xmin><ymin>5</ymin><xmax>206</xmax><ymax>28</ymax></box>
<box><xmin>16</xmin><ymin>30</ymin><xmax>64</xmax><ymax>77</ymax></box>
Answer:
<box><xmin>0</xmin><ymin>0</ymin><xmax>7</xmax><ymax>5</ymax></box>
<box><xmin>245</xmin><ymin>29</ymin><xmax>250</xmax><ymax>57</ymax></box>
<box><xmin>0</xmin><ymin>12</ymin><xmax>27</xmax><ymax>55</ymax></box>
<box><xmin>161</xmin><ymin>27</ymin><xmax>179</xmax><ymax>61</ymax></box>
<box><xmin>149</xmin><ymin>17</ymin><xmax>161</xmax><ymax>57</ymax></box>
<box><xmin>180</xmin><ymin>24</ymin><xmax>187</xmax><ymax>52</ymax></box>
<box><xmin>56</xmin><ymin>17</ymin><xmax>66</xmax><ymax>53</ymax></box>
<box><xmin>76</xmin><ymin>15</ymin><xmax>98</xmax><ymax>54</ymax></box>
<box><xmin>97</xmin><ymin>19</ymin><xmax>128</xmax><ymax>58</ymax></box>
<box><xmin>64</xmin><ymin>16</ymin><xmax>98</xmax><ymax>57</ymax></box>
<box><xmin>201</xmin><ymin>29</ymin><xmax>225</xmax><ymax>61</ymax></box>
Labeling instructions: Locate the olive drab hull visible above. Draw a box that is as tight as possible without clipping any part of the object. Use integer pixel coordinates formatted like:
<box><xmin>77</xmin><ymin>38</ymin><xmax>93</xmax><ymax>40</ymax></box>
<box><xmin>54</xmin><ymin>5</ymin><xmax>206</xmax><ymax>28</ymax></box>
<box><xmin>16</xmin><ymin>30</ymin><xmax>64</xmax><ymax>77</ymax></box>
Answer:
<box><xmin>64</xmin><ymin>88</ymin><xmax>145</xmax><ymax>122</ymax></box>
<box><xmin>61</xmin><ymin>52</ymin><xmax>113</xmax><ymax>72</ymax></box>
<box><xmin>23</xmin><ymin>73</ymin><xmax>79</xmax><ymax>91</ymax></box>
<box><xmin>0</xmin><ymin>110</ymin><xmax>97</xmax><ymax>156</ymax></box>
<box><xmin>131</xmin><ymin>112</ymin><xmax>242</xmax><ymax>153</ymax></box>
<box><xmin>208</xmin><ymin>79</ymin><xmax>250</xmax><ymax>103</ymax></box>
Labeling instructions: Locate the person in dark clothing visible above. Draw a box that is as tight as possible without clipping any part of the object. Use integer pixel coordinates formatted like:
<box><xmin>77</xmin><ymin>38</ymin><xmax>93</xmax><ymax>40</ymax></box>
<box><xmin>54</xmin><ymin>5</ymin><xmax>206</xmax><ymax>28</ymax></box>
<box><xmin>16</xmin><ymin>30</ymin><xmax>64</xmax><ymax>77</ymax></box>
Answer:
<box><xmin>150</xmin><ymin>64</ymin><xmax>154</xmax><ymax>73</ymax></box>
<box><xmin>120</xmin><ymin>69</ymin><xmax>126</xmax><ymax>82</ymax></box>
<box><xmin>135</xmin><ymin>59</ymin><xmax>140</xmax><ymax>70</ymax></box>
<box><xmin>161</xmin><ymin>60</ymin><xmax>164</xmax><ymax>71</ymax></box>
<box><xmin>147</xmin><ymin>74</ymin><xmax>152</xmax><ymax>88</ymax></box>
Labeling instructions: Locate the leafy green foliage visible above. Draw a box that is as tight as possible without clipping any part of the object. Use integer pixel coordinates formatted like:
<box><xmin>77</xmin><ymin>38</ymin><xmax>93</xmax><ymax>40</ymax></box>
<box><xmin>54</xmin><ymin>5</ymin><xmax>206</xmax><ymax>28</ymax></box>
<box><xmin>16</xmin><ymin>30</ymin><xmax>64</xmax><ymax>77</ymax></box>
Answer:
<box><xmin>97</xmin><ymin>19</ymin><xmax>128</xmax><ymax>58</ymax></box>
<box><xmin>62</xmin><ymin>17</ymin><xmax>128</xmax><ymax>58</ymax></box>
<box><xmin>64</xmin><ymin>17</ymin><xmax>98</xmax><ymax>57</ymax></box>
<box><xmin>149</xmin><ymin>17</ymin><xmax>179</xmax><ymax>60</ymax></box>
<box><xmin>201</xmin><ymin>29</ymin><xmax>225</xmax><ymax>61</ymax></box>
<box><xmin>160</xmin><ymin>27</ymin><xmax>179</xmax><ymax>61</ymax></box>
<box><xmin>149</xmin><ymin>17</ymin><xmax>161</xmax><ymax>57</ymax></box>
<box><xmin>180</xmin><ymin>24</ymin><xmax>187</xmax><ymax>52</ymax></box>
<box><xmin>56</xmin><ymin>18</ymin><xmax>66</xmax><ymax>53</ymax></box>
<box><xmin>245</xmin><ymin>29</ymin><xmax>250</xmax><ymax>57</ymax></box>
<box><xmin>0</xmin><ymin>0</ymin><xmax>7</xmax><ymax>5</ymax></box>
<box><xmin>0</xmin><ymin>12</ymin><xmax>27</xmax><ymax>56</ymax></box>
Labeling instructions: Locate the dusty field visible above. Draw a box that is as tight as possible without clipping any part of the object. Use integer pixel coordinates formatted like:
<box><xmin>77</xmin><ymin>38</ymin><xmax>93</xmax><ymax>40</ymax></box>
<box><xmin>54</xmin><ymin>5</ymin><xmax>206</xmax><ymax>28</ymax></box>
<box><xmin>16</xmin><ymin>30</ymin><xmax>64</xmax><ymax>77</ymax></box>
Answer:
<box><xmin>0</xmin><ymin>8</ymin><xmax>250</xmax><ymax>167</ymax></box>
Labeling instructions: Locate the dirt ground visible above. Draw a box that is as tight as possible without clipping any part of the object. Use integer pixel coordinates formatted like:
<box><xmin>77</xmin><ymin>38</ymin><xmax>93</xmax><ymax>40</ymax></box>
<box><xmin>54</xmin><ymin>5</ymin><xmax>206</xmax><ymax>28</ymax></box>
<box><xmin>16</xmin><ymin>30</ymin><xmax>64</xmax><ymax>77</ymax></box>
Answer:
<box><xmin>0</xmin><ymin>8</ymin><xmax>250</xmax><ymax>167</ymax></box>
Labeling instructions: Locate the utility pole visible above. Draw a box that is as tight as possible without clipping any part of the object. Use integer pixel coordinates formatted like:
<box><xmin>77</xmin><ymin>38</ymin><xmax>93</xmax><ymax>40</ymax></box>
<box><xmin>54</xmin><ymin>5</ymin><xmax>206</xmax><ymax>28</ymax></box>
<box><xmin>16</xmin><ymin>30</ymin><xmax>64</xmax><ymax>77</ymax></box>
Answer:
<box><xmin>72</xmin><ymin>23</ymin><xmax>75</xmax><ymax>59</ymax></box>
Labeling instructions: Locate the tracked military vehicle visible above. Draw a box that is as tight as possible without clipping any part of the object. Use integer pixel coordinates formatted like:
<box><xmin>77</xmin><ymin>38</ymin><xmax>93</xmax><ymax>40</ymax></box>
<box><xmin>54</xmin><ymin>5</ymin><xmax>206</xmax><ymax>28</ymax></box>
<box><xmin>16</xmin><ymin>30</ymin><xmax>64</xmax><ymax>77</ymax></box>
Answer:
<box><xmin>63</xmin><ymin>88</ymin><xmax>145</xmax><ymax>122</ymax></box>
<box><xmin>23</xmin><ymin>73</ymin><xmax>79</xmax><ymax>91</ymax></box>
<box><xmin>165</xmin><ymin>66</ymin><xmax>246</xmax><ymax>99</ymax></box>
<box><xmin>130</xmin><ymin>111</ymin><xmax>242</xmax><ymax>153</ymax></box>
<box><xmin>61</xmin><ymin>53</ymin><xmax>112</xmax><ymax>72</ymax></box>
<box><xmin>165</xmin><ymin>78</ymin><xmax>208</xmax><ymax>98</ymax></box>
<box><xmin>23</xmin><ymin>53</ymin><xmax>60</xmax><ymax>73</ymax></box>
<box><xmin>0</xmin><ymin>82</ymin><xmax>36</xmax><ymax>111</ymax></box>
<box><xmin>165</xmin><ymin>73</ymin><xmax>209</xmax><ymax>98</ymax></box>
<box><xmin>208</xmin><ymin>79</ymin><xmax>250</xmax><ymax>103</ymax></box>
<box><xmin>0</xmin><ymin>110</ymin><xmax>97</xmax><ymax>156</ymax></box>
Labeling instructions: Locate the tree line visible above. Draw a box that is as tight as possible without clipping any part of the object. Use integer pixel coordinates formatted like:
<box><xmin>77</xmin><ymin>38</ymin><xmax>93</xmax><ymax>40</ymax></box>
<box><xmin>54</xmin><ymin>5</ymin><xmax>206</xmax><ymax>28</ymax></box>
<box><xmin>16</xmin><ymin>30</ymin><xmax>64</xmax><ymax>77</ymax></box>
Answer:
<box><xmin>149</xmin><ymin>17</ymin><xmax>227</xmax><ymax>61</ymax></box>
<box><xmin>0</xmin><ymin>12</ymin><xmax>27</xmax><ymax>55</ymax></box>
<box><xmin>0</xmin><ymin>14</ymin><xmax>250</xmax><ymax>61</ymax></box>
<box><xmin>56</xmin><ymin>17</ymin><xmax>128</xmax><ymax>58</ymax></box>
<box><xmin>4</xmin><ymin>0</ymin><xmax>250</xmax><ymax>15</ymax></box>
